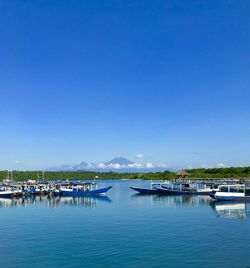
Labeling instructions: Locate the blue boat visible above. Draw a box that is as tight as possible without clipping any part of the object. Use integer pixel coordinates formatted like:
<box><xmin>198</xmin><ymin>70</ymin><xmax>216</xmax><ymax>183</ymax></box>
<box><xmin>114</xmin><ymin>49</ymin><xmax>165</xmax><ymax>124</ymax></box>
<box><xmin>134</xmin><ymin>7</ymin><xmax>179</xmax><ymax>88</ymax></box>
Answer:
<box><xmin>59</xmin><ymin>182</ymin><xmax>112</xmax><ymax>196</ymax></box>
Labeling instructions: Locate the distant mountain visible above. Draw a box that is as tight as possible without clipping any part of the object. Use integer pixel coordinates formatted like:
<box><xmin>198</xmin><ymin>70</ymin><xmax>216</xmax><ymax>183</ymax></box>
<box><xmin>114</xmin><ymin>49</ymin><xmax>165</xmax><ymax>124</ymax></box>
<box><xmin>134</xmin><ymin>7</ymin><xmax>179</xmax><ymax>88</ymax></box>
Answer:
<box><xmin>47</xmin><ymin>165</ymin><xmax>76</xmax><ymax>172</ymax></box>
<box><xmin>74</xmin><ymin>161</ymin><xmax>90</xmax><ymax>170</ymax></box>
<box><xmin>47</xmin><ymin>157</ymin><xmax>170</xmax><ymax>173</ymax></box>
<box><xmin>104</xmin><ymin>157</ymin><xmax>134</xmax><ymax>166</ymax></box>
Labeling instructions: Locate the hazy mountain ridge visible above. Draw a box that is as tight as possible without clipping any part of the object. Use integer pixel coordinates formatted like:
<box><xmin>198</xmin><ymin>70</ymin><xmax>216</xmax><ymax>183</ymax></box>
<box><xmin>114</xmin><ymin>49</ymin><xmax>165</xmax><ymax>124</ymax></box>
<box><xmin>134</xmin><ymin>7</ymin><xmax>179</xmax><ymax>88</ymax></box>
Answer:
<box><xmin>104</xmin><ymin>157</ymin><xmax>134</xmax><ymax>166</ymax></box>
<box><xmin>47</xmin><ymin>157</ymin><xmax>169</xmax><ymax>173</ymax></box>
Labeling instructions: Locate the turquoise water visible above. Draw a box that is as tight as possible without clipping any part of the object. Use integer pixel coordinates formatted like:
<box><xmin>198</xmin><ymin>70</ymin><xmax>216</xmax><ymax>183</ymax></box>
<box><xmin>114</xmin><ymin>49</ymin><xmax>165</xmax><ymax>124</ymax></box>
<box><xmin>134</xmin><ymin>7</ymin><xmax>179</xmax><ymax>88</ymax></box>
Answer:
<box><xmin>1</xmin><ymin>180</ymin><xmax>250</xmax><ymax>268</ymax></box>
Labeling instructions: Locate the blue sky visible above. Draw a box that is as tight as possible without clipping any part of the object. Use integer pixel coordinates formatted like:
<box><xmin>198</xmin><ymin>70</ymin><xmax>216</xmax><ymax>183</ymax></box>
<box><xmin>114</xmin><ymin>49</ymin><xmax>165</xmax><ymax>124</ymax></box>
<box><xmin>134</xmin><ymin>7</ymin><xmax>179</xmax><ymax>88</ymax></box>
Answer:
<box><xmin>0</xmin><ymin>0</ymin><xmax>250</xmax><ymax>170</ymax></box>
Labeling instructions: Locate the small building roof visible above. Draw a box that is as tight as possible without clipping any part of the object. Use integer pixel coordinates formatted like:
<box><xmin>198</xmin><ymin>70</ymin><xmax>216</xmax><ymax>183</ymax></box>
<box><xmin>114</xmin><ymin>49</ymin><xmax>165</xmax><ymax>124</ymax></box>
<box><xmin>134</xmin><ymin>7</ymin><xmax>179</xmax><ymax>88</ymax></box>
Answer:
<box><xmin>176</xmin><ymin>169</ymin><xmax>189</xmax><ymax>176</ymax></box>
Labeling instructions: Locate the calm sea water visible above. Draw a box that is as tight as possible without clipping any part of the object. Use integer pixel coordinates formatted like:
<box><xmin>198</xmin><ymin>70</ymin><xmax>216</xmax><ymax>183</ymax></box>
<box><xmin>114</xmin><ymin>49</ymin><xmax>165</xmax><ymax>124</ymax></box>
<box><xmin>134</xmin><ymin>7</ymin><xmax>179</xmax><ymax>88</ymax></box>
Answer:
<box><xmin>1</xmin><ymin>180</ymin><xmax>250</xmax><ymax>268</ymax></box>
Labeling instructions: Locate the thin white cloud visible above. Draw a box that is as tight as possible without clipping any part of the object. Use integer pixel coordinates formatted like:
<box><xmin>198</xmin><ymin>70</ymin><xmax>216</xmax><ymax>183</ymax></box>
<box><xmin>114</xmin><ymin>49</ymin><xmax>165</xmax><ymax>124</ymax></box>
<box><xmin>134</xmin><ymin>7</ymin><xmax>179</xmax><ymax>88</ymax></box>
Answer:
<box><xmin>95</xmin><ymin>161</ymin><xmax>155</xmax><ymax>170</ymax></box>
<box><xmin>200</xmin><ymin>163</ymin><xmax>228</xmax><ymax>169</ymax></box>
<box><xmin>127</xmin><ymin>163</ymin><xmax>144</xmax><ymax>169</ymax></box>
<box><xmin>108</xmin><ymin>163</ymin><xmax>121</xmax><ymax>169</ymax></box>
<box><xmin>136</xmin><ymin>154</ymin><xmax>144</xmax><ymax>159</ymax></box>
<box><xmin>186</xmin><ymin>165</ymin><xmax>193</xmax><ymax>170</ymax></box>
<box><xmin>97</xmin><ymin>163</ymin><xmax>106</xmax><ymax>168</ymax></box>
<box><xmin>201</xmin><ymin>164</ymin><xmax>213</xmax><ymax>168</ymax></box>
<box><xmin>157</xmin><ymin>163</ymin><xmax>169</xmax><ymax>168</ymax></box>
<box><xmin>145</xmin><ymin>162</ymin><xmax>154</xmax><ymax>168</ymax></box>
<box><xmin>15</xmin><ymin>160</ymin><xmax>21</xmax><ymax>164</ymax></box>
<box><xmin>216</xmin><ymin>163</ymin><xmax>228</xmax><ymax>168</ymax></box>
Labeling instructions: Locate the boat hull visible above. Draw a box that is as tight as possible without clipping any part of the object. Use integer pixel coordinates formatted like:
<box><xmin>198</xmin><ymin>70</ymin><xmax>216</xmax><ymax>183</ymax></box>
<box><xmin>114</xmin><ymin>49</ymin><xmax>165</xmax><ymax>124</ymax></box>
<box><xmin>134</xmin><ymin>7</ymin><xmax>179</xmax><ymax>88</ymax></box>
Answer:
<box><xmin>210</xmin><ymin>194</ymin><xmax>250</xmax><ymax>202</ymax></box>
<box><xmin>60</xmin><ymin>186</ymin><xmax>112</xmax><ymax>196</ymax></box>
<box><xmin>196</xmin><ymin>190</ymin><xmax>215</xmax><ymax>195</ymax></box>
<box><xmin>155</xmin><ymin>187</ymin><xmax>197</xmax><ymax>195</ymax></box>
<box><xmin>130</xmin><ymin>187</ymin><xmax>159</xmax><ymax>194</ymax></box>
<box><xmin>0</xmin><ymin>192</ymin><xmax>14</xmax><ymax>198</ymax></box>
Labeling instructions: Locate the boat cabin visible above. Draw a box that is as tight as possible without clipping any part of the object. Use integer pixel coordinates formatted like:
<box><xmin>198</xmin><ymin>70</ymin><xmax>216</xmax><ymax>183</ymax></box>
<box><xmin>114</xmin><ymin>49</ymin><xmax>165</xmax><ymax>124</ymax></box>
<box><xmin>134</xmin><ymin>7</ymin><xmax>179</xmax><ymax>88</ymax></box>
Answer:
<box><xmin>161</xmin><ymin>182</ymin><xmax>193</xmax><ymax>191</ymax></box>
<box><xmin>69</xmin><ymin>182</ymin><xmax>97</xmax><ymax>192</ymax></box>
<box><xmin>217</xmin><ymin>184</ymin><xmax>250</xmax><ymax>196</ymax></box>
<box><xmin>171</xmin><ymin>183</ymin><xmax>192</xmax><ymax>191</ymax></box>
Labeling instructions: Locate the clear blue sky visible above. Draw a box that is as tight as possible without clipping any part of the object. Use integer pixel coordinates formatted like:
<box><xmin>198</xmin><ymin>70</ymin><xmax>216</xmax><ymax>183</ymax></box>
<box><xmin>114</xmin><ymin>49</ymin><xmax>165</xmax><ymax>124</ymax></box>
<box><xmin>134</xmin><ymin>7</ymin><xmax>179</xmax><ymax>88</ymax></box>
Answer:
<box><xmin>0</xmin><ymin>0</ymin><xmax>250</xmax><ymax>170</ymax></box>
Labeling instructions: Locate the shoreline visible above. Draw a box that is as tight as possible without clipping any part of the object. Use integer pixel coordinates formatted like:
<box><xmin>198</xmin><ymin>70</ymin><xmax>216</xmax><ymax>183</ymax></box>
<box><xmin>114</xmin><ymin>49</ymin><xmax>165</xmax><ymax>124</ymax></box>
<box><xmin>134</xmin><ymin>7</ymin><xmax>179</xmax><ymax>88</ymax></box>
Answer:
<box><xmin>1</xmin><ymin>166</ymin><xmax>250</xmax><ymax>182</ymax></box>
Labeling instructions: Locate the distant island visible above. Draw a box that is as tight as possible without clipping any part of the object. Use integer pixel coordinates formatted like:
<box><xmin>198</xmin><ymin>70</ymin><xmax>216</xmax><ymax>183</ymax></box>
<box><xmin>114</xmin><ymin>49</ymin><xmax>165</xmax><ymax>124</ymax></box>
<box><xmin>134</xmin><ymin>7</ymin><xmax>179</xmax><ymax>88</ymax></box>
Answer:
<box><xmin>1</xmin><ymin>166</ymin><xmax>250</xmax><ymax>182</ymax></box>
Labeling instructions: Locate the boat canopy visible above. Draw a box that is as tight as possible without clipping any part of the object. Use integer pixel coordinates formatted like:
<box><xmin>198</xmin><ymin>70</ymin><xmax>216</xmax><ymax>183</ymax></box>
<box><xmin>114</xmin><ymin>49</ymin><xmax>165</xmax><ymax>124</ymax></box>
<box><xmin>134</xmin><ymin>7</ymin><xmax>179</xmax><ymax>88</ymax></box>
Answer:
<box><xmin>218</xmin><ymin>184</ymin><xmax>246</xmax><ymax>193</ymax></box>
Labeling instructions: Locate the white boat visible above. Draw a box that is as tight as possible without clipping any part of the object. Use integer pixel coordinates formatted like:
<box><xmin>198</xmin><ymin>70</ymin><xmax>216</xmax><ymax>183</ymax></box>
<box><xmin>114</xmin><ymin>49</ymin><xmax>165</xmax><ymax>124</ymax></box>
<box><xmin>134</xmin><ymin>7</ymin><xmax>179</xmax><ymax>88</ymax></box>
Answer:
<box><xmin>0</xmin><ymin>186</ymin><xmax>18</xmax><ymax>198</ymax></box>
<box><xmin>210</xmin><ymin>184</ymin><xmax>250</xmax><ymax>201</ymax></box>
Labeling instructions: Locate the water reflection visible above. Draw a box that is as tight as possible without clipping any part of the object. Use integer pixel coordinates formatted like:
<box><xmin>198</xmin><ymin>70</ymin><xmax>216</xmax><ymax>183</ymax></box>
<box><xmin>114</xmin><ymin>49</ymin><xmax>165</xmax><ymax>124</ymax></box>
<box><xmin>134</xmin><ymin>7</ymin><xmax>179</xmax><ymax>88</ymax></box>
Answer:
<box><xmin>157</xmin><ymin>195</ymin><xmax>214</xmax><ymax>208</ymax></box>
<box><xmin>131</xmin><ymin>193</ymin><xmax>212</xmax><ymax>207</ymax></box>
<box><xmin>210</xmin><ymin>202</ymin><xmax>250</xmax><ymax>219</ymax></box>
<box><xmin>131</xmin><ymin>194</ymin><xmax>250</xmax><ymax>219</ymax></box>
<box><xmin>132</xmin><ymin>193</ymin><xmax>250</xmax><ymax>219</ymax></box>
<box><xmin>0</xmin><ymin>195</ymin><xmax>111</xmax><ymax>208</ymax></box>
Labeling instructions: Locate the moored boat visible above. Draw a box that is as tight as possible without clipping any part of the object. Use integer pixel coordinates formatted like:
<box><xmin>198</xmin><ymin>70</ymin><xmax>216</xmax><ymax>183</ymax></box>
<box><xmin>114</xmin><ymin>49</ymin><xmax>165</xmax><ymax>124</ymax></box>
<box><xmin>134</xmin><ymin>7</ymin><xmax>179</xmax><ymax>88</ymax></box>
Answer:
<box><xmin>59</xmin><ymin>182</ymin><xmax>112</xmax><ymax>196</ymax></box>
<box><xmin>0</xmin><ymin>190</ymin><xmax>15</xmax><ymax>198</ymax></box>
<box><xmin>210</xmin><ymin>184</ymin><xmax>250</xmax><ymax>201</ymax></box>
<box><xmin>0</xmin><ymin>186</ymin><xmax>19</xmax><ymax>198</ymax></box>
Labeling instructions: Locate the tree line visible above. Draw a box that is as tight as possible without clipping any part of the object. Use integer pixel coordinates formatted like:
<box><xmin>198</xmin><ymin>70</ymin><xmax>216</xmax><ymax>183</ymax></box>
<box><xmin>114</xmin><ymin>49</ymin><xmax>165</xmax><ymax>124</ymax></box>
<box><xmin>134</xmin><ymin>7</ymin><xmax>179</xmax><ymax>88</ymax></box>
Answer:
<box><xmin>1</xmin><ymin>166</ymin><xmax>250</xmax><ymax>182</ymax></box>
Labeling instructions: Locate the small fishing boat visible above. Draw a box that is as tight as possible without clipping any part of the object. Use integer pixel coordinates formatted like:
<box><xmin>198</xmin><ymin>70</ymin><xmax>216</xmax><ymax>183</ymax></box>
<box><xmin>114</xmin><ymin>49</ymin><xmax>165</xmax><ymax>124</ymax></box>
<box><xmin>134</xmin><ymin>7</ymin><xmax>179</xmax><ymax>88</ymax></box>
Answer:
<box><xmin>28</xmin><ymin>184</ymin><xmax>53</xmax><ymax>195</ymax></box>
<box><xmin>59</xmin><ymin>182</ymin><xmax>112</xmax><ymax>196</ymax></box>
<box><xmin>210</xmin><ymin>184</ymin><xmax>250</xmax><ymax>201</ymax></box>
<box><xmin>18</xmin><ymin>185</ymin><xmax>31</xmax><ymax>196</ymax></box>
<box><xmin>0</xmin><ymin>190</ymin><xmax>14</xmax><ymax>198</ymax></box>
<box><xmin>0</xmin><ymin>186</ymin><xmax>18</xmax><ymax>198</ymax></box>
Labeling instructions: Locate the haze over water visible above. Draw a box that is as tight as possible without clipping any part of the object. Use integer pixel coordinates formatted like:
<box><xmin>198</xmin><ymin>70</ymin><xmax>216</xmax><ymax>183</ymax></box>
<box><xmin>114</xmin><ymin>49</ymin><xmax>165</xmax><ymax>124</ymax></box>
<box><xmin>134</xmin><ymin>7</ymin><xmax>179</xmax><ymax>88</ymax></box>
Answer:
<box><xmin>1</xmin><ymin>180</ymin><xmax>250</xmax><ymax>268</ymax></box>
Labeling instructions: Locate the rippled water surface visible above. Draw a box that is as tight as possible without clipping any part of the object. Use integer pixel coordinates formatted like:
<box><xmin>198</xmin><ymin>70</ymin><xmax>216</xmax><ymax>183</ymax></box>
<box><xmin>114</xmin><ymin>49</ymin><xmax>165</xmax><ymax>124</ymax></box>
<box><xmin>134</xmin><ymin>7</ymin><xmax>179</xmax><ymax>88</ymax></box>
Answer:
<box><xmin>1</xmin><ymin>180</ymin><xmax>250</xmax><ymax>268</ymax></box>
